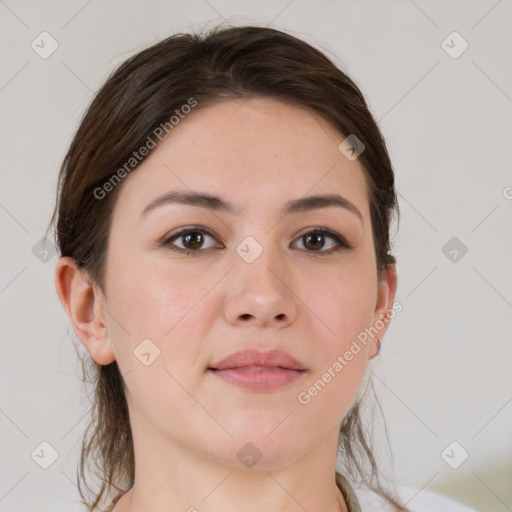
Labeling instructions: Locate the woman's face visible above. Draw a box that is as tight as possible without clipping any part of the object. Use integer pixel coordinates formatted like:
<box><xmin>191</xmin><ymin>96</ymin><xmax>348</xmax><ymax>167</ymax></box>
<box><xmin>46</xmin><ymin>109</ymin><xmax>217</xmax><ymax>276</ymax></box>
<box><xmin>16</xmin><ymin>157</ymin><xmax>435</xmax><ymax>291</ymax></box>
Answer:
<box><xmin>86</xmin><ymin>97</ymin><xmax>396</xmax><ymax>469</ymax></box>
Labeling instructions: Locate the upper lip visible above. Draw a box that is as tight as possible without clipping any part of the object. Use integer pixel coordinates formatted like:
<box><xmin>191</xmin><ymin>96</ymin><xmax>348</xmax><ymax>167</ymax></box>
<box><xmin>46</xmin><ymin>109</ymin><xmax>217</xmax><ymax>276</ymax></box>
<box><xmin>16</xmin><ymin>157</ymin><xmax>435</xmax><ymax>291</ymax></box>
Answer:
<box><xmin>209</xmin><ymin>349</ymin><xmax>306</xmax><ymax>371</ymax></box>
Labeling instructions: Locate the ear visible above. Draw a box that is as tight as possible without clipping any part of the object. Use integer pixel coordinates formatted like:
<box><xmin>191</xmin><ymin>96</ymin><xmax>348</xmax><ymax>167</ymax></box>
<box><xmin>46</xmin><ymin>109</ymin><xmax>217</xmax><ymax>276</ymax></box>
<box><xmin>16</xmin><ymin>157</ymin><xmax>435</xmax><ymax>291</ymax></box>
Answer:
<box><xmin>54</xmin><ymin>257</ymin><xmax>116</xmax><ymax>365</ymax></box>
<box><xmin>368</xmin><ymin>264</ymin><xmax>398</xmax><ymax>359</ymax></box>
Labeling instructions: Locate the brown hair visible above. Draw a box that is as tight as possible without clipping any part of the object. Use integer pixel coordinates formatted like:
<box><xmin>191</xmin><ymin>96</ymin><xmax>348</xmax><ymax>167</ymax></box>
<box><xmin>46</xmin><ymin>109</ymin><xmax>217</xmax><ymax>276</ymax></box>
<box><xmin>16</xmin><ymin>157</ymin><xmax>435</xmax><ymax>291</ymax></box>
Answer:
<box><xmin>48</xmin><ymin>24</ymin><xmax>405</xmax><ymax>511</ymax></box>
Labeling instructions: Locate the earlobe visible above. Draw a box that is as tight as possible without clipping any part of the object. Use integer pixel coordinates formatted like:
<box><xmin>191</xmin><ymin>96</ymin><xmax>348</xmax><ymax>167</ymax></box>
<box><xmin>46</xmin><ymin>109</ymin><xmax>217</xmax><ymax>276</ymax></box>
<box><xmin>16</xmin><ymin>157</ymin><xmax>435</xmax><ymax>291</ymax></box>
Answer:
<box><xmin>369</xmin><ymin>264</ymin><xmax>398</xmax><ymax>359</ymax></box>
<box><xmin>54</xmin><ymin>257</ymin><xmax>116</xmax><ymax>365</ymax></box>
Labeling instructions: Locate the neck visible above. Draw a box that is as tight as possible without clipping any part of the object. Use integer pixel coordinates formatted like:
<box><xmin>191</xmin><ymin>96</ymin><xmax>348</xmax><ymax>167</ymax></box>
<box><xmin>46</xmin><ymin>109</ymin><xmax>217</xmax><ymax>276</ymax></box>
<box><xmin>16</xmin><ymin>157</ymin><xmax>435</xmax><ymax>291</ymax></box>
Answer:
<box><xmin>115</xmin><ymin>469</ymin><xmax>348</xmax><ymax>512</ymax></box>
<box><xmin>112</xmin><ymin>413</ymin><xmax>349</xmax><ymax>512</ymax></box>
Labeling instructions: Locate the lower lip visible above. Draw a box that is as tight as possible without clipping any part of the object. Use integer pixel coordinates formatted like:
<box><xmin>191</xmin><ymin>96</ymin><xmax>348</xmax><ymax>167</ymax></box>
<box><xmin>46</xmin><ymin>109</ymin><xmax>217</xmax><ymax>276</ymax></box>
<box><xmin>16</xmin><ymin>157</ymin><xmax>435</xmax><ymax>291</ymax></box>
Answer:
<box><xmin>209</xmin><ymin>367</ymin><xmax>306</xmax><ymax>391</ymax></box>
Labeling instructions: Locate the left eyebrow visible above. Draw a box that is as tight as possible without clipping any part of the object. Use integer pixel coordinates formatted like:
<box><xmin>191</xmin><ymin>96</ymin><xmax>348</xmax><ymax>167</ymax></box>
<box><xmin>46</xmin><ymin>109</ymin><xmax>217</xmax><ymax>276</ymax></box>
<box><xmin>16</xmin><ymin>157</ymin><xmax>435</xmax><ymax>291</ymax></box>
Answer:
<box><xmin>140</xmin><ymin>190</ymin><xmax>363</xmax><ymax>224</ymax></box>
<box><xmin>282</xmin><ymin>194</ymin><xmax>363</xmax><ymax>224</ymax></box>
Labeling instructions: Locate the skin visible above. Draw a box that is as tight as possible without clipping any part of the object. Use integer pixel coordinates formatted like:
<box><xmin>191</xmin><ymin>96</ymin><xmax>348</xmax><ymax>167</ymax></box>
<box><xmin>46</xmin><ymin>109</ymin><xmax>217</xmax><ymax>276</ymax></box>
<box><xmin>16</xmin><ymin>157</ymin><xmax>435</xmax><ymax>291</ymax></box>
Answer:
<box><xmin>55</xmin><ymin>97</ymin><xmax>397</xmax><ymax>512</ymax></box>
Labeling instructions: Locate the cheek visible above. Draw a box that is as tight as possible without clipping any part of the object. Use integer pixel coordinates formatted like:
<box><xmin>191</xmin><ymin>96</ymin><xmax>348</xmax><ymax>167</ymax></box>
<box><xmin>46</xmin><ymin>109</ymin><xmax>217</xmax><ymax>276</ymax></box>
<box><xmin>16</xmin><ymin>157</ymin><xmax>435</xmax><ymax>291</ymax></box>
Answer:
<box><xmin>299</xmin><ymin>260</ymin><xmax>375</xmax><ymax>408</ymax></box>
<box><xmin>104</xmin><ymin>258</ymin><xmax>210</xmax><ymax>411</ymax></box>
<box><xmin>310</xmin><ymin>262</ymin><xmax>376</xmax><ymax>351</ymax></box>
<box><xmin>104</xmin><ymin>254</ymin><xmax>223</xmax><ymax>385</ymax></box>
<box><xmin>106</xmin><ymin>254</ymin><xmax>205</xmax><ymax>336</ymax></box>
<box><xmin>296</xmin><ymin>283</ymin><xmax>371</xmax><ymax>420</ymax></box>
<box><xmin>319</xmin><ymin>286</ymin><xmax>373</xmax><ymax>340</ymax></box>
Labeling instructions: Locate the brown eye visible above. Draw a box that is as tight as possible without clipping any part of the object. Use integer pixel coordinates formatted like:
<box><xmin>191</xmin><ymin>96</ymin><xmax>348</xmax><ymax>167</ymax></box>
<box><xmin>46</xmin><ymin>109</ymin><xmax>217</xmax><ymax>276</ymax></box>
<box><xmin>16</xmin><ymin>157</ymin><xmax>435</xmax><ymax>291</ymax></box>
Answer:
<box><xmin>293</xmin><ymin>228</ymin><xmax>351</xmax><ymax>254</ymax></box>
<box><xmin>162</xmin><ymin>227</ymin><xmax>220</xmax><ymax>254</ymax></box>
<box><xmin>161</xmin><ymin>226</ymin><xmax>351</xmax><ymax>257</ymax></box>
<box><xmin>303</xmin><ymin>233</ymin><xmax>326</xmax><ymax>251</ymax></box>
<box><xmin>181</xmin><ymin>231</ymin><xmax>205</xmax><ymax>250</ymax></box>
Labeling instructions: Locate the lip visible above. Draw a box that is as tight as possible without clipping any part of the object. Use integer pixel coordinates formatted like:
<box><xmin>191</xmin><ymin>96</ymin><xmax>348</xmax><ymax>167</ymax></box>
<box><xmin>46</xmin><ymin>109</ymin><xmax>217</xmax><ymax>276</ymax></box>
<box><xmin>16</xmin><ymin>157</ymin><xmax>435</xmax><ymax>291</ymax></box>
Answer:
<box><xmin>208</xmin><ymin>349</ymin><xmax>307</xmax><ymax>391</ymax></box>
<box><xmin>209</xmin><ymin>349</ymin><xmax>306</xmax><ymax>371</ymax></box>
<box><xmin>209</xmin><ymin>367</ymin><xmax>306</xmax><ymax>391</ymax></box>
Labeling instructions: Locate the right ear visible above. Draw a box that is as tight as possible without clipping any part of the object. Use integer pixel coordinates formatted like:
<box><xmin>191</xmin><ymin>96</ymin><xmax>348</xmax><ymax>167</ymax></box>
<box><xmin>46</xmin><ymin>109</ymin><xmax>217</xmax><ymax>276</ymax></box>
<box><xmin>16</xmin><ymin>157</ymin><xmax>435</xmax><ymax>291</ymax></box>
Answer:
<box><xmin>54</xmin><ymin>257</ymin><xmax>116</xmax><ymax>365</ymax></box>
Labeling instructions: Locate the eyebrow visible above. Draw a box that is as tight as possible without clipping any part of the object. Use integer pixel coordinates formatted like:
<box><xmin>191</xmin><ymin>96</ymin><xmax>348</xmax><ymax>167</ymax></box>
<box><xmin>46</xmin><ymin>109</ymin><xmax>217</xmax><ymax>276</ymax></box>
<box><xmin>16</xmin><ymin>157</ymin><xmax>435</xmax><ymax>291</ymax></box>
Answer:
<box><xmin>140</xmin><ymin>190</ymin><xmax>363</xmax><ymax>223</ymax></box>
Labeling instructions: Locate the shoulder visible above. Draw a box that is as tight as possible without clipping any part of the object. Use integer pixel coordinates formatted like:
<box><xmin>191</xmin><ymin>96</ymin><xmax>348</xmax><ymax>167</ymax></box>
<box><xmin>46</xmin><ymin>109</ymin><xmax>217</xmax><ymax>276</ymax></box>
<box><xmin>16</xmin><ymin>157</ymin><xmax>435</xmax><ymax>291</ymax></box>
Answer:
<box><xmin>353</xmin><ymin>482</ymin><xmax>483</xmax><ymax>512</ymax></box>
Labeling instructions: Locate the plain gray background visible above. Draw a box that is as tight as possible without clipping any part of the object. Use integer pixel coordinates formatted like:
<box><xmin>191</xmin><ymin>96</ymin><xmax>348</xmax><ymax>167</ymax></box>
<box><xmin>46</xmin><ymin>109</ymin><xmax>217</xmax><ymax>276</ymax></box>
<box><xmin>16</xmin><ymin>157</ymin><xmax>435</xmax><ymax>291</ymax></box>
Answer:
<box><xmin>0</xmin><ymin>1</ymin><xmax>511</xmax><ymax>511</ymax></box>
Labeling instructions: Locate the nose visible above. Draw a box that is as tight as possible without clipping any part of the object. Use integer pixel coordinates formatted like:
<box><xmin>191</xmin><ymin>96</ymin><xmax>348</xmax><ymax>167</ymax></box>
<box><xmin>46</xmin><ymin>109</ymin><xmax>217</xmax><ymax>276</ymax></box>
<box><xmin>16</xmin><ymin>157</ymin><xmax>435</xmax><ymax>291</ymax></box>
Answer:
<box><xmin>223</xmin><ymin>245</ymin><xmax>299</xmax><ymax>328</ymax></box>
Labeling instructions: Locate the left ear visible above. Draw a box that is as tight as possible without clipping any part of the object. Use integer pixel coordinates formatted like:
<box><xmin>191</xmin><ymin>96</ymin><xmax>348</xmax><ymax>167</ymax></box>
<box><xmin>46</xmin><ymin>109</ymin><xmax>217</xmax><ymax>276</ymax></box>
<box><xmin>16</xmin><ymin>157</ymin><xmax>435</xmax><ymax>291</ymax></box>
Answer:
<box><xmin>368</xmin><ymin>264</ymin><xmax>398</xmax><ymax>358</ymax></box>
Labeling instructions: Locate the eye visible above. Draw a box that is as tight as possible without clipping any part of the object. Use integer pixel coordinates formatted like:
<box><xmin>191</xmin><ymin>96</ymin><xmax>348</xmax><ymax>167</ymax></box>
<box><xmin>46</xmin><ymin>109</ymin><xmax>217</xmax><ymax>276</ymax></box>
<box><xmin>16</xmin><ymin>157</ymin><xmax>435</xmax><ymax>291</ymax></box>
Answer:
<box><xmin>160</xmin><ymin>226</ymin><xmax>352</xmax><ymax>256</ymax></box>
<box><xmin>161</xmin><ymin>227</ymin><xmax>222</xmax><ymax>255</ymax></box>
<box><xmin>292</xmin><ymin>227</ymin><xmax>352</xmax><ymax>254</ymax></box>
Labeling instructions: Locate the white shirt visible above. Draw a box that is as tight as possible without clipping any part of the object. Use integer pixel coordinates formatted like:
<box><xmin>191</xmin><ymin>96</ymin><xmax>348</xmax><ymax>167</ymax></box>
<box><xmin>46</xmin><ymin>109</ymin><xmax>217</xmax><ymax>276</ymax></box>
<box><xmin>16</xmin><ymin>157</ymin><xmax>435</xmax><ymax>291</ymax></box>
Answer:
<box><xmin>351</xmin><ymin>481</ymin><xmax>482</xmax><ymax>512</ymax></box>
<box><xmin>336</xmin><ymin>472</ymin><xmax>481</xmax><ymax>512</ymax></box>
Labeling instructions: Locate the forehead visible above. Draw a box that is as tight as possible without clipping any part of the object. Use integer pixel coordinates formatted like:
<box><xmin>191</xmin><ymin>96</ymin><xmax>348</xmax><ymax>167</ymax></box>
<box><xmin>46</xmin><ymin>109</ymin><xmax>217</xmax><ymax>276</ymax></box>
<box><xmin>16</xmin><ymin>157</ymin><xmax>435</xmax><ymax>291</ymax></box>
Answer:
<box><xmin>112</xmin><ymin>97</ymin><xmax>370</xmax><ymax>224</ymax></box>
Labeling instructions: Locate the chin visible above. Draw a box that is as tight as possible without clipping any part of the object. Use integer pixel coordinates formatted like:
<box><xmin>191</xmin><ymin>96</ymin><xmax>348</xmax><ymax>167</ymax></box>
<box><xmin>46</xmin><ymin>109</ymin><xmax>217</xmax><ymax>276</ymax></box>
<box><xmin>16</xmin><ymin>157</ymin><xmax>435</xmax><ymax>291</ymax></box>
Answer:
<box><xmin>205</xmin><ymin>427</ymin><xmax>310</xmax><ymax>471</ymax></box>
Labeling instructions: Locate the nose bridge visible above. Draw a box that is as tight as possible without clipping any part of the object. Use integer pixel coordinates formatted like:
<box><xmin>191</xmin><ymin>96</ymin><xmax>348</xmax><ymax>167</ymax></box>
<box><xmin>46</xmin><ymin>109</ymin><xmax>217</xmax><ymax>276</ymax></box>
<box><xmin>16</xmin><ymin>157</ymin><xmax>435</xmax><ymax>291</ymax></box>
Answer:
<box><xmin>235</xmin><ymin>232</ymin><xmax>288</xmax><ymax>296</ymax></box>
<box><xmin>223</xmin><ymin>230</ymin><xmax>298</xmax><ymax>327</ymax></box>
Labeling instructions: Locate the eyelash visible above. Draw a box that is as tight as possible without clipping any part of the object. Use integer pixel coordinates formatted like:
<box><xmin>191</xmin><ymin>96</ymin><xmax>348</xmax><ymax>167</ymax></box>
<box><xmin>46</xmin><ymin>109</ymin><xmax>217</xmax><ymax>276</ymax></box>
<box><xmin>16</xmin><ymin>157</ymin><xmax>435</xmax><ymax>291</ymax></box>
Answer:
<box><xmin>160</xmin><ymin>225</ymin><xmax>353</xmax><ymax>256</ymax></box>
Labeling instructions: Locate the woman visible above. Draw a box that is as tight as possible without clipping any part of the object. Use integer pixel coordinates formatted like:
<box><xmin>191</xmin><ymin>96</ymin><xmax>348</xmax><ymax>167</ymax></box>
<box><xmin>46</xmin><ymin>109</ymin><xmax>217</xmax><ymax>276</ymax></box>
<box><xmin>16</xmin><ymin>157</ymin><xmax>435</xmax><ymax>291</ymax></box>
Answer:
<box><xmin>50</xmin><ymin>25</ymin><xmax>480</xmax><ymax>512</ymax></box>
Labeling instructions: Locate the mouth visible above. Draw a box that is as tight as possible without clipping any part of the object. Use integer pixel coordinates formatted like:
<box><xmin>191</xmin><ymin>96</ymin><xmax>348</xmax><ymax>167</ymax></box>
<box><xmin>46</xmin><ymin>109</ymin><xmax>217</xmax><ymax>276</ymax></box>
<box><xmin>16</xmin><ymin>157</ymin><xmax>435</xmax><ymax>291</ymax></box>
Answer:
<box><xmin>207</xmin><ymin>349</ymin><xmax>308</xmax><ymax>392</ymax></box>
<box><xmin>209</xmin><ymin>348</ymin><xmax>306</xmax><ymax>371</ymax></box>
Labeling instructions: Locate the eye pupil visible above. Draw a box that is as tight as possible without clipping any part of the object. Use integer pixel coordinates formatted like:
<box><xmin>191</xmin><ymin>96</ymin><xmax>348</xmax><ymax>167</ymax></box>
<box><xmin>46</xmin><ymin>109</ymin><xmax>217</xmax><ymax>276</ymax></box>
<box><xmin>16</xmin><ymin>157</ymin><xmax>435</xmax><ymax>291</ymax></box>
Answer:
<box><xmin>183</xmin><ymin>232</ymin><xmax>203</xmax><ymax>250</ymax></box>
<box><xmin>304</xmin><ymin>234</ymin><xmax>324</xmax><ymax>251</ymax></box>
